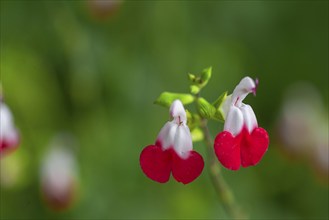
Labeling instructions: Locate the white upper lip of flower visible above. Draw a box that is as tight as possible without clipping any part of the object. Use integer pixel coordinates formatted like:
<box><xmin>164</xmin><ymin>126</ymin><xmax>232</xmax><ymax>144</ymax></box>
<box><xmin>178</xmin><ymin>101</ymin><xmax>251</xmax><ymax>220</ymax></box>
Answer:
<box><xmin>0</xmin><ymin>102</ymin><xmax>18</xmax><ymax>143</ymax></box>
<box><xmin>157</xmin><ymin>100</ymin><xmax>192</xmax><ymax>159</ymax></box>
<box><xmin>41</xmin><ymin>146</ymin><xmax>76</xmax><ymax>194</ymax></box>
<box><xmin>222</xmin><ymin>77</ymin><xmax>258</xmax><ymax>136</ymax></box>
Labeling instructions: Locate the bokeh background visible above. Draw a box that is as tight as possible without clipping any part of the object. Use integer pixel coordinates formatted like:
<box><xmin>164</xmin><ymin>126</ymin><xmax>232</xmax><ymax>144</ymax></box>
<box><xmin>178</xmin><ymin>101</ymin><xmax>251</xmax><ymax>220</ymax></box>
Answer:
<box><xmin>1</xmin><ymin>0</ymin><xmax>328</xmax><ymax>219</ymax></box>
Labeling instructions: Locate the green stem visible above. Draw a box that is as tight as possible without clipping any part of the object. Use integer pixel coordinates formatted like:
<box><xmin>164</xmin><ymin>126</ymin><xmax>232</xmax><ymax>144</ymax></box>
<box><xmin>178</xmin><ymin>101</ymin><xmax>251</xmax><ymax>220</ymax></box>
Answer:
<box><xmin>199</xmin><ymin>118</ymin><xmax>245</xmax><ymax>219</ymax></box>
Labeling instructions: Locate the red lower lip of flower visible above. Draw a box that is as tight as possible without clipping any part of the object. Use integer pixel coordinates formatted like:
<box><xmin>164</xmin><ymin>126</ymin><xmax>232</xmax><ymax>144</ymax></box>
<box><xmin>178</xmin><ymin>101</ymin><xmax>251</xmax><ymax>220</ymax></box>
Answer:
<box><xmin>139</xmin><ymin>145</ymin><xmax>204</xmax><ymax>184</ymax></box>
<box><xmin>42</xmin><ymin>182</ymin><xmax>75</xmax><ymax>211</ymax></box>
<box><xmin>214</xmin><ymin>127</ymin><xmax>269</xmax><ymax>170</ymax></box>
<box><xmin>0</xmin><ymin>138</ymin><xmax>20</xmax><ymax>157</ymax></box>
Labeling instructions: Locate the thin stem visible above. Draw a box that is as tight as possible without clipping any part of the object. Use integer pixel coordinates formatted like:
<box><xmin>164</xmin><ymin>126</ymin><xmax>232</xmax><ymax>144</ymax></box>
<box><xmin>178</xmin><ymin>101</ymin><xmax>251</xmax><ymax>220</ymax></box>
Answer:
<box><xmin>200</xmin><ymin>118</ymin><xmax>245</xmax><ymax>219</ymax></box>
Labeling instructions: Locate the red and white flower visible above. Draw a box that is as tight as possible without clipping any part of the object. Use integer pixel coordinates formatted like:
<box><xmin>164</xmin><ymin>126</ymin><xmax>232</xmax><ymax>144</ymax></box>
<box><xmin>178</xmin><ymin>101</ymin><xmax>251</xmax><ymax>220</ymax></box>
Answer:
<box><xmin>214</xmin><ymin>77</ymin><xmax>269</xmax><ymax>170</ymax></box>
<box><xmin>41</xmin><ymin>137</ymin><xmax>78</xmax><ymax>211</ymax></box>
<box><xmin>0</xmin><ymin>101</ymin><xmax>20</xmax><ymax>157</ymax></box>
<box><xmin>140</xmin><ymin>100</ymin><xmax>204</xmax><ymax>184</ymax></box>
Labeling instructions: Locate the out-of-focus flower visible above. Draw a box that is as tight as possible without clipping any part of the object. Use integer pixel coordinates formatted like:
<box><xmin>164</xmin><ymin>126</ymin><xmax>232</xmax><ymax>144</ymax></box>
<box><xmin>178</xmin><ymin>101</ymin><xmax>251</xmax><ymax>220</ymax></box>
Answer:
<box><xmin>88</xmin><ymin>0</ymin><xmax>122</xmax><ymax>20</ymax></box>
<box><xmin>41</xmin><ymin>135</ymin><xmax>79</xmax><ymax>211</ymax></box>
<box><xmin>214</xmin><ymin>77</ymin><xmax>269</xmax><ymax>170</ymax></box>
<box><xmin>276</xmin><ymin>83</ymin><xmax>328</xmax><ymax>179</ymax></box>
<box><xmin>0</xmin><ymin>101</ymin><xmax>20</xmax><ymax>157</ymax></box>
<box><xmin>140</xmin><ymin>100</ymin><xmax>204</xmax><ymax>184</ymax></box>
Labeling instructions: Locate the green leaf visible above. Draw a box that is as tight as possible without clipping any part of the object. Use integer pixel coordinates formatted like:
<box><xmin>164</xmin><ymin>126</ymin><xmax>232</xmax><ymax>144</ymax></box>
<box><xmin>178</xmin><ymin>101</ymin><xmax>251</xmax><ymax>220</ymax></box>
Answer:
<box><xmin>187</xmin><ymin>111</ymin><xmax>201</xmax><ymax>130</ymax></box>
<box><xmin>213</xmin><ymin>109</ymin><xmax>225</xmax><ymax>122</ymax></box>
<box><xmin>197</xmin><ymin>97</ymin><xmax>217</xmax><ymax>119</ymax></box>
<box><xmin>200</xmin><ymin>66</ymin><xmax>212</xmax><ymax>86</ymax></box>
<box><xmin>154</xmin><ymin>92</ymin><xmax>195</xmax><ymax>107</ymax></box>
<box><xmin>191</xmin><ymin>127</ymin><xmax>204</xmax><ymax>142</ymax></box>
<box><xmin>190</xmin><ymin>85</ymin><xmax>200</xmax><ymax>95</ymax></box>
<box><xmin>212</xmin><ymin>91</ymin><xmax>228</xmax><ymax>109</ymax></box>
<box><xmin>187</xmin><ymin>73</ymin><xmax>196</xmax><ymax>82</ymax></box>
<box><xmin>187</xmin><ymin>67</ymin><xmax>212</xmax><ymax>95</ymax></box>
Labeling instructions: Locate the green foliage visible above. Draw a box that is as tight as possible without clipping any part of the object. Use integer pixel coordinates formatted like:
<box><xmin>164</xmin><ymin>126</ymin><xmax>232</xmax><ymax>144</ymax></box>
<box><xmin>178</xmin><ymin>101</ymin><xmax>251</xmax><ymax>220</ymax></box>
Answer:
<box><xmin>213</xmin><ymin>91</ymin><xmax>228</xmax><ymax>110</ymax></box>
<box><xmin>212</xmin><ymin>91</ymin><xmax>228</xmax><ymax>122</ymax></box>
<box><xmin>196</xmin><ymin>97</ymin><xmax>223</xmax><ymax>121</ymax></box>
<box><xmin>186</xmin><ymin>110</ymin><xmax>201</xmax><ymax>130</ymax></box>
<box><xmin>190</xmin><ymin>85</ymin><xmax>201</xmax><ymax>95</ymax></box>
<box><xmin>154</xmin><ymin>92</ymin><xmax>194</xmax><ymax>107</ymax></box>
<box><xmin>196</xmin><ymin>97</ymin><xmax>215</xmax><ymax>119</ymax></box>
<box><xmin>157</xmin><ymin>67</ymin><xmax>225</xmax><ymax>133</ymax></box>
<box><xmin>188</xmin><ymin>67</ymin><xmax>212</xmax><ymax>95</ymax></box>
<box><xmin>200</xmin><ymin>67</ymin><xmax>212</xmax><ymax>85</ymax></box>
<box><xmin>191</xmin><ymin>127</ymin><xmax>204</xmax><ymax>142</ymax></box>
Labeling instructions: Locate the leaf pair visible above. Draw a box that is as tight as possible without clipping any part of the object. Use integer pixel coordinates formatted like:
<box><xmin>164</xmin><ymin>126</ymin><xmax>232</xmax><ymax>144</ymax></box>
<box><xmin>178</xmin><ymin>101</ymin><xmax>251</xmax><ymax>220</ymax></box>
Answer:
<box><xmin>188</xmin><ymin>67</ymin><xmax>212</xmax><ymax>95</ymax></box>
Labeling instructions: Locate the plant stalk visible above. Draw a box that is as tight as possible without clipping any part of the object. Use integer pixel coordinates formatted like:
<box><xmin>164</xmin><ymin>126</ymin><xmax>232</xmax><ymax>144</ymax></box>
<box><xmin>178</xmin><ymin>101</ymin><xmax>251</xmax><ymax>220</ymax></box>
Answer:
<box><xmin>200</xmin><ymin>118</ymin><xmax>245</xmax><ymax>219</ymax></box>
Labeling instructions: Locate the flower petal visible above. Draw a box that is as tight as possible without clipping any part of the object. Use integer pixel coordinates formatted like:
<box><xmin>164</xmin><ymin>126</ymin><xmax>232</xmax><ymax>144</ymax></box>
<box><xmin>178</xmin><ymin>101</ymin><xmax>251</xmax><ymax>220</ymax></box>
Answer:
<box><xmin>214</xmin><ymin>131</ymin><xmax>241</xmax><ymax>170</ymax></box>
<box><xmin>139</xmin><ymin>145</ymin><xmax>172</xmax><ymax>183</ymax></box>
<box><xmin>240</xmin><ymin>104</ymin><xmax>258</xmax><ymax>133</ymax></box>
<box><xmin>231</xmin><ymin>77</ymin><xmax>256</xmax><ymax>106</ymax></box>
<box><xmin>240</xmin><ymin>127</ymin><xmax>269</xmax><ymax>167</ymax></box>
<box><xmin>173</xmin><ymin>124</ymin><xmax>192</xmax><ymax>159</ymax></box>
<box><xmin>224</xmin><ymin>105</ymin><xmax>244</xmax><ymax>136</ymax></box>
<box><xmin>171</xmin><ymin>150</ymin><xmax>204</xmax><ymax>184</ymax></box>
<box><xmin>0</xmin><ymin>130</ymin><xmax>19</xmax><ymax>154</ymax></box>
<box><xmin>156</xmin><ymin>121</ymin><xmax>176</xmax><ymax>150</ymax></box>
<box><xmin>0</xmin><ymin>102</ymin><xmax>20</xmax><ymax>155</ymax></box>
<box><xmin>170</xmin><ymin>99</ymin><xmax>187</xmax><ymax>124</ymax></box>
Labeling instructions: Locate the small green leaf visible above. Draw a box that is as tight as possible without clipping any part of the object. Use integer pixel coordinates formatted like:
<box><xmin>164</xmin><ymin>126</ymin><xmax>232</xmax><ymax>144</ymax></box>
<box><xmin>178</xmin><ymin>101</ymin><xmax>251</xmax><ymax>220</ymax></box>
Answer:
<box><xmin>212</xmin><ymin>91</ymin><xmax>228</xmax><ymax>109</ymax></box>
<box><xmin>200</xmin><ymin>66</ymin><xmax>212</xmax><ymax>86</ymax></box>
<box><xmin>212</xmin><ymin>110</ymin><xmax>225</xmax><ymax>122</ymax></box>
<box><xmin>190</xmin><ymin>85</ymin><xmax>200</xmax><ymax>95</ymax></box>
<box><xmin>186</xmin><ymin>109</ymin><xmax>194</xmax><ymax>128</ymax></box>
<box><xmin>187</xmin><ymin>112</ymin><xmax>202</xmax><ymax>130</ymax></box>
<box><xmin>197</xmin><ymin>97</ymin><xmax>217</xmax><ymax>119</ymax></box>
<box><xmin>187</xmin><ymin>73</ymin><xmax>196</xmax><ymax>82</ymax></box>
<box><xmin>154</xmin><ymin>92</ymin><xmax>195</xmax><ymax>107</ymax></box>
<box><xmin>187</xmin><ymin>67</ymin><xmax>212</xmax><ymax>95</ymax></box>
<box><xmin>191</xmin><ymin>127</ymin><xmax>204</xmax><ymax>142</ymax></box>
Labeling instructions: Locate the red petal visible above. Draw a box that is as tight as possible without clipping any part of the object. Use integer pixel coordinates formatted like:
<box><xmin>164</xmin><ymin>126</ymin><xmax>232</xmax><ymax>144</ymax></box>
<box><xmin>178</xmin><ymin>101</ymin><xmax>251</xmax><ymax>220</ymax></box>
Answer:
<box><xmin>0</xmin><ymin>137</ymin><xmax>20</xmax><ymax>157</ymax></box>
<box><xmin>171</xmin><ymin>150</ymin><xmax>204</xmax><ymax>184</ymax></box>
<box><xmin>240</xmin><ymin>127</ymin><xmax>269</xmax><ymax>167</ymax></box>
<box><xmin>42</xmin><ymin>181</ymin><xmax>75</xmax><ymax>211</ymax></box>
<box><xmin>214</xmin><ymin>131</ymin><xmax>241</xmax><ymax>170</ymax></box>
<box><xmin>139</xmin><ymin>145</ymin><xmax>172</xmax><ymax>183</ymax></box>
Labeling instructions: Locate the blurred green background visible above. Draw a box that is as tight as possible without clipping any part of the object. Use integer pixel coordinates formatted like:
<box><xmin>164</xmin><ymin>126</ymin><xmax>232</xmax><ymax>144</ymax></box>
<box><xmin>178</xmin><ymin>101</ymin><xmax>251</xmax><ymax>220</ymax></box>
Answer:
<box><xmin>1</xmin><ymin>0</ymin><xmax>328</xmax><ymax>219</ymax></box>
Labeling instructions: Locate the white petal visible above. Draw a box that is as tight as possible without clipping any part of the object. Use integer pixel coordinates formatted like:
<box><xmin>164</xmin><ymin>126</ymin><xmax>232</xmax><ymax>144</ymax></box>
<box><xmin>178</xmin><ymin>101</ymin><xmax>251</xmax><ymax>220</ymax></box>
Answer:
<box><xmin>170</xmin><ymin>99</ymin><xmax>186</xmax><ymax>124</ymax></box>
<box><xmin>4</xmin><ymin>129</ymin><xmax>19</xmax><ymax>146</ymax></box>
<box><xmin>224</xmin><ymin>105</ymin><xmax>244</xmax><ymax>136</ymax></box>
<box><xmin>173</xmin><ymin>124</ymin><xmax>193</xmax><ymax>159</ymax></box>
<box><xmin>231</xmin><ymin>77</ymin><xmax>256</xmax><ymax>107</ymax></box>
<box><xmin>156</xmin><ymin>121</ymin><xmax>177</xmax><ymax>150</ymax></box>
<box><xmin>0</xmin><ymin>102</ymin><xmax>16</xmax><ymax>140</ymax></box>
<box><xmin>240</xmin><ymin>104</ymin><xmax>258</xmax><ymax>133</ymax></box>
<box><xmin>41</xmin><ymin>146</ymin><xmax>76</xmax><ymax>195</ymax></box>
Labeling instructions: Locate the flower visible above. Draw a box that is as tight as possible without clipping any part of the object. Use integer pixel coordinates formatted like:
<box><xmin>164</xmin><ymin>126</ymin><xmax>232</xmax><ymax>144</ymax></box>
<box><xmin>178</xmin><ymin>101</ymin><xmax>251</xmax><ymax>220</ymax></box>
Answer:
<box><xmin>140</xmin><ymin>100</ymin><xmax>204</xmax><ymax>184</ymax></box>
<box><xmin>0</xmin><ymin>101</ymin><xmax>20</xmax><ymax>157</ymax></box>
<box><xmin>276</xmin><ymin>82</ymin><xmax>328</xmax><ymax>179</ymax></box>
<box><xmin>41</xmin><ymin>135</ymin><xmax>79</xmax><ymax>211</ymax></box>
<box><xmin>214</xmin><ymin>77</ymin><xmax>269</xmax><ymax>170</ymax></box>
<box><xmin>88</xmin><ymin>0</ymin><xmax>122</xmax><ymax>20</ymax></box>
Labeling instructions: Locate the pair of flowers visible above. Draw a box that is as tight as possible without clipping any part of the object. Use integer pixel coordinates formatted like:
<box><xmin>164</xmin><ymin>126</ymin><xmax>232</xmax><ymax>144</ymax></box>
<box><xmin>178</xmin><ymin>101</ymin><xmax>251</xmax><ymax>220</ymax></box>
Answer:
<box><xmin>140</xmin><ymin>77</ymin><xmax>269</xmax><ymax>184</ymax></box>
<box><xmin>0</xmin><ymin>100</ymin><xmax>78</xmax><ymax>210</ymax></box>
